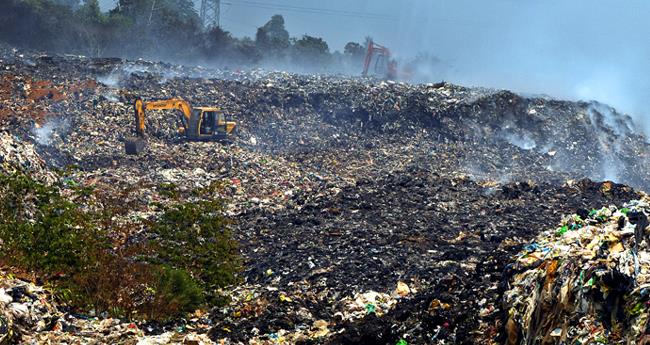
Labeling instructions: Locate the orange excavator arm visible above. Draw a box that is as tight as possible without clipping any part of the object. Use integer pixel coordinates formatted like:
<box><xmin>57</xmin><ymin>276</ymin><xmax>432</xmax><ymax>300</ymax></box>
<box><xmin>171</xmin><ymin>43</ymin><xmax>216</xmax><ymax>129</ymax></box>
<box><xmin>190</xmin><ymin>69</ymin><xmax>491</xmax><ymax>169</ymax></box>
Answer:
<box><xmin>134</xmin><ymin>98</ymin><xmax>192</xmax><ymax>137</ymax></box>
<box><xmin>362</xmin><ymin>39</ymin><xmax>398</xmax><ymax>80</ymax></box>
<box><xmin>362</xmin><ymin>40</ymin><xmax>376</xmax><ymax>77</ymax></box>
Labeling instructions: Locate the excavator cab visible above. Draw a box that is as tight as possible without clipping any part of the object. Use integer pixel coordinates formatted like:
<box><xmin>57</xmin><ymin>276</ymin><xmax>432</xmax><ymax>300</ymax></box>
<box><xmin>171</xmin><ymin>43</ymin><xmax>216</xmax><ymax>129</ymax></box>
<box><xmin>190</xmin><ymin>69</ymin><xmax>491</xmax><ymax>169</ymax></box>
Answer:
<box><xmin>199</xmin><ymin>110</ymin><xmax>216</xmax><ymax>135</ymax></box>
<box><xmin>199</xmin><ymin>111</ymin><xmax>230</xmax><ymax>135</ymax></box>
<box><xmin>371</xmin><ymin>53</ymin><xmax>389</xmax><ymax>76</ymax></box>
<box><xmin>186</xmin><ymin>107</ymin><xmax>236</xmax><ymax>141</ymax></box>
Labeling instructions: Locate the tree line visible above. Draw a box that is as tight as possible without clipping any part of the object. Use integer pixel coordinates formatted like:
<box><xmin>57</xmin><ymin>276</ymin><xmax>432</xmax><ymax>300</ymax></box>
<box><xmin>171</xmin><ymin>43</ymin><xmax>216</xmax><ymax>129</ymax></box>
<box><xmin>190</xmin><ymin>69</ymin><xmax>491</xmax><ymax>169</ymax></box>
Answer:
<box><xmin>0</xmin><ymin>0</ymin><xmax>370</xmax><ymax>72</ymax></box>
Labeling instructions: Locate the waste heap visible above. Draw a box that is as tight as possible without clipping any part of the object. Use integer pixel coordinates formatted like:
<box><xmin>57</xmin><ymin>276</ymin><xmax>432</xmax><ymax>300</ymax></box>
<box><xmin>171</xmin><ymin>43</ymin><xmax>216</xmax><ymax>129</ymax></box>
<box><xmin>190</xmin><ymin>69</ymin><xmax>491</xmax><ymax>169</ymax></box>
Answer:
<box><xmin>0</xmin><ymin>44</ymin><xmax>648</xmax><ymax>343</ymax></box>
<box><xmin>503</xmin><ymin>197</ymin><xmax>650</xmax><ymax>344</ymax></box>
<box><xmin>0</xmin><ymin>132</ymin><xmax>55</xmax><ymax>183</ymax></box>
<box><xmin>0</xmin><ymin>271</ymin><xmax>213</xmax><ymax>344</ymax></box>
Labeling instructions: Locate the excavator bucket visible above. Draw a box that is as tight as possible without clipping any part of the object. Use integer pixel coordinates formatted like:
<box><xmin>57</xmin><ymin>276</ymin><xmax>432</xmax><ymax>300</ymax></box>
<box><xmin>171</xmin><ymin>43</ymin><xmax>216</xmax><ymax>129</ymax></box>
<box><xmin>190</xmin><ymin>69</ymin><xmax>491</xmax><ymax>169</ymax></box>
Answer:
<box><xmin>124</xmin><ymin>136</ymin><xmax>146</xmax><ymax>155</ymax></box>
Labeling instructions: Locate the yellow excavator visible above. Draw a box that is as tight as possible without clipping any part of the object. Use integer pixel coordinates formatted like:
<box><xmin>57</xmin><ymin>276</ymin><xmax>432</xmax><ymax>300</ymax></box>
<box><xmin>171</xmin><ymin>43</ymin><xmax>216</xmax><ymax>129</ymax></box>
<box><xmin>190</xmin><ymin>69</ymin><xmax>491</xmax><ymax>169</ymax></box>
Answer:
<box><xmin>125</xmin><ymin>98</ymin><xmax>236</xmax><ymax>155</ymax></box>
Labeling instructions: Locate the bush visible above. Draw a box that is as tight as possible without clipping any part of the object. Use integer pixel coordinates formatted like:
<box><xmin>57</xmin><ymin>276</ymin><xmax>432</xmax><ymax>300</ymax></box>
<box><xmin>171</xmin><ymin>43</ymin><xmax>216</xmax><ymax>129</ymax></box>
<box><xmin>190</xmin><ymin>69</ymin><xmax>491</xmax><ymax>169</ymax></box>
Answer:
<box><xmin>151</xmin><ymin>267</ymin><xmax>204</xmax><ymax>318</ymax></box>
<box><xmin>158</xmin><ymin>182</ymin><xmax>180</xmax><ymax>199</ymax></box>
<box><xmin>149</xmin><ymin>198</ymin><xmax>242</xmax><ymax>304</ymax></box>
<box><xmin>0</xmin><ymin>172</ymin><xmax>106</xmax><ymax>274</ymax></box>
<box><xmin>67</xmin><ymin>251</ymin><xmax>156</xmax><ymax>318</ymax></box>
<box><xmin>0</xmin><ymin>171</ymin><xmax>240</xmax><ymax>320</ymax></box>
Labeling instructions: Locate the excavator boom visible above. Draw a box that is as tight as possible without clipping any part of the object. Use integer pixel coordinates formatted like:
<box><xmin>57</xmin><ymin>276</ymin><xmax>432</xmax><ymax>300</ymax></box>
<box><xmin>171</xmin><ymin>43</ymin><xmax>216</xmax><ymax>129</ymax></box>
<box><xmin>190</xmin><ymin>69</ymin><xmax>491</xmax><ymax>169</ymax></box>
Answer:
<box><xmin>134</xmin><ymin>98</ymin><xmax>192</xmax><ymax>137</ymax></box>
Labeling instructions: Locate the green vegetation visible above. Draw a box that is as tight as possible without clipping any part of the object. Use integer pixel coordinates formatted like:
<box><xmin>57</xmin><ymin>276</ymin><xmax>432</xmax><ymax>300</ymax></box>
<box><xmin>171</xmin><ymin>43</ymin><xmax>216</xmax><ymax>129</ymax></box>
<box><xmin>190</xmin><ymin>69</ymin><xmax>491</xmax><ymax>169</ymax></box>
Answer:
<box><xmin>0</xmin><ymin>173</ymin><xmax>103</xmax><ymax>273</ymax></box>
<box><xmin>292</xmin><ymin>35</ymin><xmax>331</xmax><ymax>67</ymax></box>
<box><xmin>0</xmin><ymin>0</ymin><xmax>366</xmax><ymax>70</ymax></box>
<box><xmin>256</xmin><ymin>14</ymin><xmax>291</xmax><ymax>59</ymax></box>
<box><xmin>158</xmin><ymin>182</ymin><xmax>180</xmax><ymax>199</ymax></box>
<box><xmin>151</xmin><ymin>200</ymin><xmax>241</xmax><ymax>292</ymax></box>
<box><xmin>0</xmin><ymin>171</ymin><xmax>240</xmax><ymax>320</ymax></box>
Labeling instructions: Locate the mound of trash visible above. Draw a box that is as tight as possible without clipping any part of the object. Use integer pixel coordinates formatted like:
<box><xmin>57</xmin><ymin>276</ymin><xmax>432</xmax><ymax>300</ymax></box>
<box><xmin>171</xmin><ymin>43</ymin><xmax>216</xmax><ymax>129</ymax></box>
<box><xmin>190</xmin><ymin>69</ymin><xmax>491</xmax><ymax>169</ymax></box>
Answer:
<box><xmin>504</xmin><ymin>197</ymin><xmax>650</xmax><ymax>344</ymax></box>
<box><xmin>0</xmin><ymin>132</ymin><xmax>56</xmax><ymax>183</ymax></box>
<box><xmin>0</xmin><ymin>271</ymin><xmax>215</xmax><ymax>344</ymax></box>
<box><xmin>0</xmin><ymin>45</ymin><xmax>649</xmax><ymax>343</ymax></box>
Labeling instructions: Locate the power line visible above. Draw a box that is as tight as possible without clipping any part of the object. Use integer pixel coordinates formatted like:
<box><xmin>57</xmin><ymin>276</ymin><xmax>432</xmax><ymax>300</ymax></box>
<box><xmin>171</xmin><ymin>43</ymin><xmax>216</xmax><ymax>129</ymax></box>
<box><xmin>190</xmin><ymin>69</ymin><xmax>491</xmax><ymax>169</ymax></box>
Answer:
<box><xmin>227</xmin><ymin>0</ymin><xmax>391</xmax><ymax>17</ymax></box>
<box><xmin>219</xmin><ymin>1</ymin><xmax>497</xmax><ymax>32</ymax></box>
<box><xmin>223</xmin><ymin>0</ymin><xmax>394</xmax><ymax>21</ymax></box>
<box><xmin>221</xmin><ymin>17</ymin><xmax>259</xmax><ymax>31</ymax></box>
<box><xmin>222</xmin><ymin>1</ymin><xmax>489</xmax><ymax>26</ymax></box>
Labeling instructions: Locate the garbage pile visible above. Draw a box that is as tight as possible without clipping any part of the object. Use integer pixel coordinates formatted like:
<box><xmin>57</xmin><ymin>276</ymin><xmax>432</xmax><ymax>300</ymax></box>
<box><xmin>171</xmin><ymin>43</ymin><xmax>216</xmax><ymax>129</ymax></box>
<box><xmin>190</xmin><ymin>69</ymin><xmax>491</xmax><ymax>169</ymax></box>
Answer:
<box><xmin>503</xmin><ymin>197</ymin><xmax>650</xmax><ymax>345</ymax></box>
<box><xmin>0</xmin><ymin>132</ymin><xmax>56</xmax><ymax>183</ymax></box>
<box><xmin>0</xmin><ymin>271</ymin><xmax>213</xmax><ymax>344</ymax></box>
<box><xmin>0</xmin><ymin>43</ymin><xmax>649</xmax><ymax>343</ymax></box>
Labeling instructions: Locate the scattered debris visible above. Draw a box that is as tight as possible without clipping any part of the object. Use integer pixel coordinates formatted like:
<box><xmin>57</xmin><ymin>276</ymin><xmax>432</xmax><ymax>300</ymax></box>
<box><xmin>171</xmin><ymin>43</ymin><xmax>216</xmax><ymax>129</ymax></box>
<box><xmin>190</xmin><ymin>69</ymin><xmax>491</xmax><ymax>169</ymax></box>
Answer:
<box><xmin>504</xmin><ymin>197</ymin><xmax>650</xmax><ymax>344</ymax></box>
<box><xmin>0</xmin><ymin>45</ymin><xmax>647</xmax><ymax>343</ymax></box>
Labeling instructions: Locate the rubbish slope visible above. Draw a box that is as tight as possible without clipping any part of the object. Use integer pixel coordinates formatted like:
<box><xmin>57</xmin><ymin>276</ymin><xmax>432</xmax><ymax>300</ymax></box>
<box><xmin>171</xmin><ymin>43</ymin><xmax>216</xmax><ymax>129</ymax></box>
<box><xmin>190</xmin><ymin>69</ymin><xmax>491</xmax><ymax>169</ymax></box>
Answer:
<box><xmin>0</xmin><ymin>46</ymin><xmax>648</xmax><ymax>344</ymax></box>
<box><xmin>503</xmin><ymin>199</ymin><xmax>650</xmax><ymax>345</ymax></box>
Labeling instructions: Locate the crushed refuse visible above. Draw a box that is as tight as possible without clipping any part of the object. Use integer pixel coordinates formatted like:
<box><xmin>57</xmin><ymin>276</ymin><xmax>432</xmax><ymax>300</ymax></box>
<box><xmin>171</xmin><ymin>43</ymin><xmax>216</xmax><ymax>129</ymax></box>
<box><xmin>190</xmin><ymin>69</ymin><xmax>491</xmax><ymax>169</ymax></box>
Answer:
<box><xmin>0</xmin><ymin>43</ymin><xmax>648</xmax><ymax>343</ymax></box>
<box><xmin>503</xmin><ymin>197</ymin><xmax>650</xmax><ymax>344</ymax></box>
<box><xmin>0</xmin><ymin>271</ymin><xmax>214</xmax><ymax>344</ymax></box>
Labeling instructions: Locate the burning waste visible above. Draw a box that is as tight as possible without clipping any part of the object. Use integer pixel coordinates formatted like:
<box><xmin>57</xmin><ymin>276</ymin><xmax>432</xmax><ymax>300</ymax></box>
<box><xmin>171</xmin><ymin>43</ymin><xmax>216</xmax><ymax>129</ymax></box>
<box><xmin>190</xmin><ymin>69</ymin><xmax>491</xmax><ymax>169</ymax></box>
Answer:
<box><xmin>0</xmin><ymin>44</ymin><xmax>648</xmax><ymax>344</ymax></box>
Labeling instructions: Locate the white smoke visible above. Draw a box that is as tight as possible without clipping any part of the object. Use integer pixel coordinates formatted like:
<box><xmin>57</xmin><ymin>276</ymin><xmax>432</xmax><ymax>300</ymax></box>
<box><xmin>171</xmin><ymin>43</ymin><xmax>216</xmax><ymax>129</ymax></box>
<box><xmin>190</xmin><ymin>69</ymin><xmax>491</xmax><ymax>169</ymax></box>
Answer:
<box><xmin>501</xmin><ymin>132</ymin><xmax>536</xmax><ymax>150</ymax></box>
<box><xmin>388</xmin><ymin>1</ymin><xmax>650</xmax><ymax>136</ymax></box>
<box><xmin>32</xmin><ymin>118</ymin><xmax>69</xmax><ymax>146</ymax></box>
<box><xmin>587</xmin><ymin>104</ymin><xmax>627</xmax><ymax>182</ymax></box>
<box><xmin>102</xmin><ymin>90</ymin><xmax>120</xmax><ymax>102</ymax></box>
<box><xmin>97</xmin><ymin>72</ymin><xmax>121</xmax><ymax>88</ymax></box>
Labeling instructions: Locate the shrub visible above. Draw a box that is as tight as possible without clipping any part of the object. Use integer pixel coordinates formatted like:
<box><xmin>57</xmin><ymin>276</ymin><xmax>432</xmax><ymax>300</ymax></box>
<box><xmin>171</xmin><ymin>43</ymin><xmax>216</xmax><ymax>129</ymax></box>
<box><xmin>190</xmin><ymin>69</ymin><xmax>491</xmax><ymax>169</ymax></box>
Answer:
<box><xmin>72</xmin><ymin>253</ymin><xmax>204</xmax><ymax>320</ymax></box>
<box><xmin>0</xmin><ymin>172</ymin><xmax>106</xmax><ymax>274</ymax></box>
<box><xmin>0</xmin><ymin>172</ymin><xmax>240</xmax><ymax>320</ymax></box>
<box><xmin>149</xmin><ymin>267</ymin><xmax>204</xmax><ymax>319</ymax></box>
<box><xmin>158</xmin><ymin>182</ymin><xmax>180</xmax><ymax>199</ymax></box>
<box><xmin>149</xmin><ymin>198</ymin><xmax>242</xmax><ymax>304</ymax></box>
<box><xmin>66</xmin><ymin>250</ymin><xmax>156</xmax><ymax>318</ymax></box>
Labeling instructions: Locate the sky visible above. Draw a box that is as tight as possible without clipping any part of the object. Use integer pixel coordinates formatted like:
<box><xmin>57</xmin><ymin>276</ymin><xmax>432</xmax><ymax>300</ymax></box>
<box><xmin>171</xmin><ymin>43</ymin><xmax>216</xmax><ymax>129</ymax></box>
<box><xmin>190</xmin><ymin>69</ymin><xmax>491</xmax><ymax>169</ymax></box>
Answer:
<box><xmin>98</xmin><ymin>0</ymin><xmax>650</xmax><ymax>128</ymax></box>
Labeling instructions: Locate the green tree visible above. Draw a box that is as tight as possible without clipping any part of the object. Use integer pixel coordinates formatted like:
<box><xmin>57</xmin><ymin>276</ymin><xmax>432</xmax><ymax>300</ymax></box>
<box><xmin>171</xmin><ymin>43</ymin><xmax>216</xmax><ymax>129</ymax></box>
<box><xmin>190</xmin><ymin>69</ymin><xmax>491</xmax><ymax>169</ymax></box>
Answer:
<box><xmin>151</xmin><ymin>0</ymin><xmax>202</xmax><ymax>60</ymax></box>
<box><xmin>291</xmin><ymin>35</ymin><xmax>330</xmax><ymax>69</ymax></box>
<box><xmin>75</xmin><ymin>0</ymin><xmax>109</xmax><ymax>56</ymax></box>
<box><xmin>343</xmin><ymin>41</ymin><xmax>367</xmax><ymax>73</ymax></box>
<box><xmin>53</xmin><ymin>0</ymin><xmax>80</xmax><ymax>8</ymax></box>
<box><xmin>117</xmin><ymin>0</ymin><xmax>151</xmax><ymax>21</ymax></box>
<box><xmin>203</xmin><ymin>26</ymin><xmax>235</xmax><ymax>58</ymax></box>
<box><xmin>256</xmin><ymin>14</ymin><xmax>290</xmax><ymax>59</ymax></box>
<box><xmin>0</xmin><ymin>0</ymin><xmax>78</xmax><ymax>52</ymax></box>
<box><xmin>235</xmin><ymin>37</ymin><xmax>262</xmax><ymax>64</ymax></box>
<box><xmin>108</xmin><ymin>0</ymin><xmax>201</xmax><ymax>59</ymax></box>
<box><xmin>344</xmin><ymin>42</ymin><xmax>365</xmax><ymax>58</ymax></box>
<box><xmin>0</xmin><ymin>0</ymin><xmax>342</xmax><ymax>69</ymax></box>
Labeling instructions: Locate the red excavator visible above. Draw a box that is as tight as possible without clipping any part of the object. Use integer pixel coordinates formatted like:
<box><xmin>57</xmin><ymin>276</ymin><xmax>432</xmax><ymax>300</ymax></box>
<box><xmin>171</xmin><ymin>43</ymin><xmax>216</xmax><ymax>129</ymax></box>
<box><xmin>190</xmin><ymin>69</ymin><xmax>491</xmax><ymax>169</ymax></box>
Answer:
<box><xmin>362</xmin><ymin>39</ymin><xmax>399</xmax><ymax>80</ymax></box>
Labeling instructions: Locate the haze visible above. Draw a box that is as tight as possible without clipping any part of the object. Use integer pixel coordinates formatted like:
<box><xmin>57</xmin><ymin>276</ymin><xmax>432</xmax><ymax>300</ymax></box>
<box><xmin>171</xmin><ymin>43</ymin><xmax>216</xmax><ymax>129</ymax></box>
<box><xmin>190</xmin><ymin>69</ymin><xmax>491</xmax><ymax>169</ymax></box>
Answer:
<box><xmin>100</xmin><ymin>0</ymin><xmax>650</xmax><ymax>130</ymax></box>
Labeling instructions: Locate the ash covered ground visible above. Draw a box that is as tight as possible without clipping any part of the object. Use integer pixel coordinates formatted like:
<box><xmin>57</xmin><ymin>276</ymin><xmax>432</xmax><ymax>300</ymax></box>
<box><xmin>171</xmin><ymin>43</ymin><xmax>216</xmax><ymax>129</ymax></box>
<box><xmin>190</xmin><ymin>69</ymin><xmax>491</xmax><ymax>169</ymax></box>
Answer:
<box><xmin>0</xmin><ymin>47</ymin><xmax>649</xmax><ymax>344</ymax></box>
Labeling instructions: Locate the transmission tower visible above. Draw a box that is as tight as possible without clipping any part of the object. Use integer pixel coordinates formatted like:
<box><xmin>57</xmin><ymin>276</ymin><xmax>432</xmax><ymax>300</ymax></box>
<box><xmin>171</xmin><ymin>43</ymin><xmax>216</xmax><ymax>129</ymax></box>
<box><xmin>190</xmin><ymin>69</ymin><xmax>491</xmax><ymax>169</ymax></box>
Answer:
<box><xmin>200</xmin><ymin>0</ymin><xmax>221</xmax><ymax>30</ymax></box>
